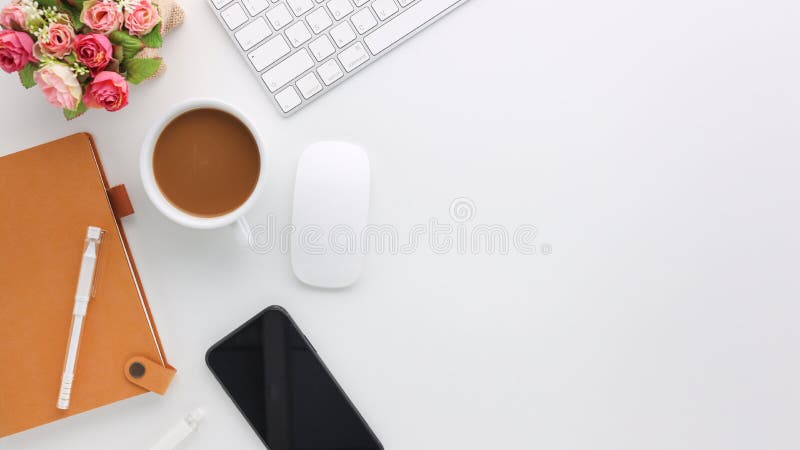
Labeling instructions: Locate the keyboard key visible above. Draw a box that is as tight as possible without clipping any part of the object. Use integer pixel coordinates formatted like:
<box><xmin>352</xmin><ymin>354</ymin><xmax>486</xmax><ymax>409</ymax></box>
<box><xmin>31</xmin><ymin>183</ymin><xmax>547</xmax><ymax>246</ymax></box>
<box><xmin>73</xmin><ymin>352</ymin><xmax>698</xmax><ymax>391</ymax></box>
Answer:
<box><xmin>371</xmin><ymin>0</ymin><xmax>397</xmax><ymax>20</ymax></box>
<box><xmin>266</xmin><ymin>3</ymin><xmax>293</xmax><ymax>29</ymax></box>
<box><xmin>306</xmin><ymin>7</ymin><xmax>332</xmax><ymax>33</ymax></box>
<box><xmin>212</xmin><ymin>0</ymin><xmax>233</xmax><ymax>10</ymax></box>
<box><xmin>296</xmin><ymin>72</ymin><xmax>322</xmax><ymax>98</ymax></box>
<box><xmin>338</xmin><ymin>42</ymin><xmax>369</xmax><ymax>71</ymax></box>
<box><xmin>235</xmin><ymin>18</ymin><xmax>272</xmax><ymax>50</ymax></box>
<box><xmin>262</xmin><ymin>49</ymin><xmax>314</xmax><ymax>91</ymax></box>
<box><xmin>350</xmin><ymin>8</ymin><xmax>377</xmax><ymax>34</ymax></box>
<box><xmin>275</xmin><ymin>86</ymin><xmax>302</xmax><ymax>112</ymax></box>
<box><xmin>221</xmin><ymin>4</ymin><xmax>248</xmax><ymax>29</ymax></box>
<box><xmin>285</xmin><ymin>21</ymin><xmax>312</xmax><ymax>47</ymax></box>
<box><xmin>330</xmin><ymin>22</ymin><xmax>356</xmax><ymax>47</ymax></box>
<box><xmin>326</xmin><ymin>0</ymin><xmax>353</xmax><ymax>20</ymax></box>
<box><xmin>365</xmin><ymin>0</ymin><xmax>459</xmax><ymax>54</ymax></box>
<box><xmin>248</xmin><ymin>35</ymin><xmax>290</xmax><ymax>70</ymax></box>
<box><xmin>210</xmin><ymin>0</ymin><xmax>463</xmax><ymax>115</ymax></box>
<box><xmin>317</xmin><ymin>59</ymin><xmax>343</xmax><ymax>85</ymax></box>
<box><xmin>287</xmin><ymin>0</ymin><xmax>314</xmax><ymax>15</ymax></box>
<box><xmin>309</xmin><ymin>35</ymin><xmax>335</xmax><ymax>61</ymax></box>
<box><xmin>242</xmin><ymin>0</ymin><xmax>269</xmax><ymax>15</ymax></box>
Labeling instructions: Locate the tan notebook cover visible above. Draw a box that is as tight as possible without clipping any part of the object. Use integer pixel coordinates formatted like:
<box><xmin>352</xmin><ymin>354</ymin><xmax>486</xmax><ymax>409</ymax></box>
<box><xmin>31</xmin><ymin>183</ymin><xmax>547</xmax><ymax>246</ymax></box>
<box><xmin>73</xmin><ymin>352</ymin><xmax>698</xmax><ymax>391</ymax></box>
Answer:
<box><xmin>0</xmin><ymin>133</ymin><xmax>176</xmax><ymax>438</ymax></box>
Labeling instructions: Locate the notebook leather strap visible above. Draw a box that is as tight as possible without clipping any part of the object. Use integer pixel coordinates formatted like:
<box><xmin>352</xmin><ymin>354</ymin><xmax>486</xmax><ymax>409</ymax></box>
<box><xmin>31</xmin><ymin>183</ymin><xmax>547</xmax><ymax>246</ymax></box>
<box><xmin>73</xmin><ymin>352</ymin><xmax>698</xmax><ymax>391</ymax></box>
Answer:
<box><xmin>108</xmin><ymin>184</ymin><xmax>134</xmax><ymax>219</ymax></box>
<box><xmin>124</xmin><ymin>356</ymin><xmax>176</xmax><ymax>395</ymax></box>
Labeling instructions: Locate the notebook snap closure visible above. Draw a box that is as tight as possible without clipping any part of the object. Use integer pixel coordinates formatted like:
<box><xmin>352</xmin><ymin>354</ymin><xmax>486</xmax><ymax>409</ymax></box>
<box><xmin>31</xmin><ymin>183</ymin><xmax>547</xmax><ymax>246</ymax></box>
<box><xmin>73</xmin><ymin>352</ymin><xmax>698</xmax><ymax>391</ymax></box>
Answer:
<box><xmin>129</xmin><ymin>362</ymin><xmax>146</xmax><ymax>378</ymax></box>
<box><xmin>124</xmin><ymin>356</ymin><xmax>176</xmax><ymax>394</ymax></box>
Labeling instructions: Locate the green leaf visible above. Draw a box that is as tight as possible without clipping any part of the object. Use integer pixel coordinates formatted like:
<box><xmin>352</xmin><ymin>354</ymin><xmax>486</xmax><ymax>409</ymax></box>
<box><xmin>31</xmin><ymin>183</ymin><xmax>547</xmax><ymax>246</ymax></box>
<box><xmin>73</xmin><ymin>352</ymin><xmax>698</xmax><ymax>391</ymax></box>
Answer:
<box><xmin>140</xmin><ymin>23</ymin><xmax>162</xmax><ymax>48</ymax></box>
<box><xmin>63</xmin><ymin>101</ymin><xmax>88</xmax><ymax>120</ymax></box>
<box><xmin>37</xmin><ymin>0</ymin><xmax>59</xmax><ymax>8</ymax></box>
<box><xmin>112</xmin><ymin>45</ymin><xmax>124</xmax><ymax>63</ymax></box>
<box><xmin>65</xmin><ymin>4</ymin><xmax>83</xmax><ymax>30</ymax></box>
<box><xmin>18</xmin><ymin>63</ymin><xmax>36</xmax><ymax>89</ymax></box>
<box><xmin>109</xmin><ymin>31</ymin><xmax>144</xmax><ymax>61</ymax></box>
<box><xmin>124</xmin><ymin>57</ymin><xmax>161</xmax><ymax>84</ymax></box>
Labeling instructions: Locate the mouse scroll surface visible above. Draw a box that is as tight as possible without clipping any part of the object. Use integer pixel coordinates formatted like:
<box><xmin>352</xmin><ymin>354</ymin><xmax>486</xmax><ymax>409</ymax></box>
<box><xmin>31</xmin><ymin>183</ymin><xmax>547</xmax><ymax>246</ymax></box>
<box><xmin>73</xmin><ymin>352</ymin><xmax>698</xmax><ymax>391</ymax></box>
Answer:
<box><xmin>291</xmin><ymin>142</ymin><xmax>370</xmax><ymax>288</ymax></box>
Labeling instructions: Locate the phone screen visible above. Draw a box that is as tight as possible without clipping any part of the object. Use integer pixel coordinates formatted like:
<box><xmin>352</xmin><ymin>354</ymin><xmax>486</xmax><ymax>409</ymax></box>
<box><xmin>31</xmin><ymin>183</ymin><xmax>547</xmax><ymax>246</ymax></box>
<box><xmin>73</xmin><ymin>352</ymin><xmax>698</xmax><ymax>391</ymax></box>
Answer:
<box><xmin>206</xmin><ymin>307</ymin><xmax>382</xmax><ymax>450</ymax></box>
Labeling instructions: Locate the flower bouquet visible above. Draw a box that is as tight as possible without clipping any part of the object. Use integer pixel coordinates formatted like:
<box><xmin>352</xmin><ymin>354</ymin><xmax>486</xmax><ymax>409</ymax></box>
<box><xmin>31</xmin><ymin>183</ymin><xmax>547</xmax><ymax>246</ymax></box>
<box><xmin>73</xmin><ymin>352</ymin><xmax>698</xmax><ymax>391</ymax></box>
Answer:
<box><xmin>0</xmin><ymin>0</ymin><xmax>182</xmax><ymax>118</ymax></box>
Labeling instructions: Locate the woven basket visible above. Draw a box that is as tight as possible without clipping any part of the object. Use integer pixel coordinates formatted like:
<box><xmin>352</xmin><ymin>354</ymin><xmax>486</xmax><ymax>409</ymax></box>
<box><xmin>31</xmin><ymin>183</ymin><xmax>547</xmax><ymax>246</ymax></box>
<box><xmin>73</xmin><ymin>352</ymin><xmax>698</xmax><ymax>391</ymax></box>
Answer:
<box><xmin>131</xmin><ymin>0</ymin><xmax>185</xmax><ymax>80</ymax></box>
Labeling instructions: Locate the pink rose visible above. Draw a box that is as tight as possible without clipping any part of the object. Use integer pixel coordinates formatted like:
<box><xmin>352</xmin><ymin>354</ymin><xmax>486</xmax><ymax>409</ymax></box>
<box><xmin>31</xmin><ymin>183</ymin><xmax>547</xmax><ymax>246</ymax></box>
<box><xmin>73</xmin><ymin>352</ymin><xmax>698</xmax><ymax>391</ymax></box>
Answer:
<box><xmin>0</xmin><ymin>29</ymin><xmax>34</xmax><ymax>73</ymax></box>
<box><xmin>35</xmin><ymin>22</ymin><xmax>74</xmax><ymax>59</ymax></box>
<box><xmin>83</xmin><ymin>71</ymin><xmax>128</xmax><ymax>111</ymax></box>
<box><xmin>34</xmin><ymin>62</ymin><xmax>82</xmax><ymax>110</ymax></box>
<box><xmin>81</xmin><ymin>0</ymin><xmax>123</xmax><ymax>34</ymax></box>
<box><xmin>74</xmin><ymin>34</ymin><xmax>111</xmax><ymax>74</ymax></box>
<box><xmin>0</xmin><ymin>1</ymin><xmax>27</xmax><ymax>31</ymax></box>
<box><xmin>123</xmin><ymin>0</ymin><xmax>159</xmax><ymax>37</ymax></box>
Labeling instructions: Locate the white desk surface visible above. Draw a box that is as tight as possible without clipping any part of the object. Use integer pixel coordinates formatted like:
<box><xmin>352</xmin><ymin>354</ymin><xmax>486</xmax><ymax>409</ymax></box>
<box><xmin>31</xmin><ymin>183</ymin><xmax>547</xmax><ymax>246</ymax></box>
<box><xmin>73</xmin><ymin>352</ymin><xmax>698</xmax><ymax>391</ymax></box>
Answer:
<box><xmin>2</xmin><ymin>1</ymin><xmax>799</xmax><ymax>449</ymax></box>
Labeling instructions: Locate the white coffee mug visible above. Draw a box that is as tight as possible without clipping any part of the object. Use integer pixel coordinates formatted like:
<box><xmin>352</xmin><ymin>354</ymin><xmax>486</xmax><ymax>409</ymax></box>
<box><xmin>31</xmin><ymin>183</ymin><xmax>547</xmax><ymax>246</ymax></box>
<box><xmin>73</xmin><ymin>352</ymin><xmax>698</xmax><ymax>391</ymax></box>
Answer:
<box><xmin>140</xmin><ymin>98</ymin><xmax>267</xmax><ymax>240</ymax></box>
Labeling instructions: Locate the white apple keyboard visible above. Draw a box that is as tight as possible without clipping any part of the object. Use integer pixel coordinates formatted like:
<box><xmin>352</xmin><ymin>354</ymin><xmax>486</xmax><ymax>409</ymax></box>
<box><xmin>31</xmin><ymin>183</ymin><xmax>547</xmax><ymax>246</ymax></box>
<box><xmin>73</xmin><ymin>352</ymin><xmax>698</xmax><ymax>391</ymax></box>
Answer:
<box><xmin>291</xmin><ymin>142</ymin><xmax>370</xmax><ymax>288</ymax></box>
<box><xmin>208</xmin><ymin>0</ymin><xmax>468</xmax><ymax>116</ymax></box>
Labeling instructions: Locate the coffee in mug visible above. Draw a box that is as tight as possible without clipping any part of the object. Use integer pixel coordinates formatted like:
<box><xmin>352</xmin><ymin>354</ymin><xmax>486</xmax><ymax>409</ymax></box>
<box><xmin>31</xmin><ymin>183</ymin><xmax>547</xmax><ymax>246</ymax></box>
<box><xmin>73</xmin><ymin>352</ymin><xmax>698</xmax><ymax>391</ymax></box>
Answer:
<box><xmin>141</xmin><ymin>99</ymin><xmax>267</xmax><ymax>237</ymax></box>
<box><xmin>152</xmin><ymin>108</ymin><xmax>261</xmax><ymax>218</ymax></box>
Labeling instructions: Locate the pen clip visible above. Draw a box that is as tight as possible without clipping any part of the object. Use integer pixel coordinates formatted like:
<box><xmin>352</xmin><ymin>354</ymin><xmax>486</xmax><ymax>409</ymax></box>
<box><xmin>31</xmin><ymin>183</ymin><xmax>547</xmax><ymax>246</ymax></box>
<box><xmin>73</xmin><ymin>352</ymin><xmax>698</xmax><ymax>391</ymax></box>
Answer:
<box><xmin>85</xmin><ymin>227</ymin><xmax>104</xmax><ymax>299</ymax></box>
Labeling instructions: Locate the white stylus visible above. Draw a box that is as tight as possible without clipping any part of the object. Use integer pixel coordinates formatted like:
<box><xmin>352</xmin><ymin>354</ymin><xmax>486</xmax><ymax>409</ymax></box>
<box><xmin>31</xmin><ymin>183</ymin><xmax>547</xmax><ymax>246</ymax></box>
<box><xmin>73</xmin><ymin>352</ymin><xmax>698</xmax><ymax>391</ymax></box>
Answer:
<box><xmin>150</xmin><ymin>408</ymin><xmax>205</xmax><ymax>450</ymax></box>
<box><xmin>57</xmin><ymin>226</ymin><xmax>103</xmax><ymax>410</ymax></box>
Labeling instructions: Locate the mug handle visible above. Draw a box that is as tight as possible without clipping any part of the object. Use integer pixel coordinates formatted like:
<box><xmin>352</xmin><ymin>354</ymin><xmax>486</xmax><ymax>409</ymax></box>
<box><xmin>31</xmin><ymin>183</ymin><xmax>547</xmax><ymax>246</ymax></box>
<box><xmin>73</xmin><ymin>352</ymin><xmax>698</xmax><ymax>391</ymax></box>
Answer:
<box><xmin>234</xmin><ymin>216</ymin><xmax>252</xmax><ymax>245</ymax></box>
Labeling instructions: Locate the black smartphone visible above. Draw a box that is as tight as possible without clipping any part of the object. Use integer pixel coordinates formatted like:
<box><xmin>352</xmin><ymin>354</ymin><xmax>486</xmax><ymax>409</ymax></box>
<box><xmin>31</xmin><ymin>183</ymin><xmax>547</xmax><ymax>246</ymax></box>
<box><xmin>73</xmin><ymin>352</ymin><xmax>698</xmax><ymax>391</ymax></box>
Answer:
<box><xmin>206</xmin><ymin>306</ymin><xmax>383</xmax><ymax>450</ymax></box>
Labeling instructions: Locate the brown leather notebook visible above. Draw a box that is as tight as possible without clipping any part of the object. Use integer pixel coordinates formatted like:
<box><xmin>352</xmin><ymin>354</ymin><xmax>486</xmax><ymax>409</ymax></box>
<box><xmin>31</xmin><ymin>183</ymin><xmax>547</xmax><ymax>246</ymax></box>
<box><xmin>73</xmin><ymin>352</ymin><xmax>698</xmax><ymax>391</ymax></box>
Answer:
<box><xmin>0</xmin><ymin>133</ymin><xmax>176</xmax><ymax>438</ymax></box>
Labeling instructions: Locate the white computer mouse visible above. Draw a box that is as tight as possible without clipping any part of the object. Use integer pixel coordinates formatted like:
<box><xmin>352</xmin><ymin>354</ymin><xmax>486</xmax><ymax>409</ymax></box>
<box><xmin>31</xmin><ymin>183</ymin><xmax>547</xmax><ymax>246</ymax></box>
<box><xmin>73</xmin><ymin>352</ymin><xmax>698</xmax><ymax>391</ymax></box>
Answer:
<box><xmin>291</xmin><ymin>142</ymin><xmax>370</xmax><ymax>288</ymax></box>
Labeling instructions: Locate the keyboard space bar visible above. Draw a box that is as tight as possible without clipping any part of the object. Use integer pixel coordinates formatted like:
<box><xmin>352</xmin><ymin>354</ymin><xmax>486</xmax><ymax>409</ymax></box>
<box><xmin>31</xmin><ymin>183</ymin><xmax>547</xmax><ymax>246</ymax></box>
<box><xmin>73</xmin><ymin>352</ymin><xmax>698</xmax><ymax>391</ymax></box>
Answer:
<box><xmin>364</xmin><ymin>0</ymin><xmax>461</xmax><ymax>55</ymax></box>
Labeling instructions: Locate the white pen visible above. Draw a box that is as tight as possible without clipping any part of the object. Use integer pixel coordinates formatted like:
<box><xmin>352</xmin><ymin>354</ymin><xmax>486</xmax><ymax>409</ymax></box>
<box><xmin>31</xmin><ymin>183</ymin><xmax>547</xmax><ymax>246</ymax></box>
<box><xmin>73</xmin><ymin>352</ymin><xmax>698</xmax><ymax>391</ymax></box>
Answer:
<box><xmin>150</xmin><ymin>408</ymin><xmax>205</xmax><ymax>450</ymax></box>
<box><xmin>57</xmin><ymin>226</ymin><xmax>103</xmax><ymax>410</ymax></box>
